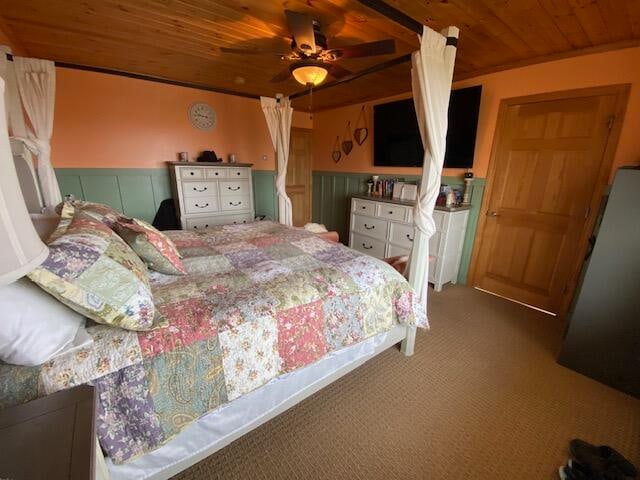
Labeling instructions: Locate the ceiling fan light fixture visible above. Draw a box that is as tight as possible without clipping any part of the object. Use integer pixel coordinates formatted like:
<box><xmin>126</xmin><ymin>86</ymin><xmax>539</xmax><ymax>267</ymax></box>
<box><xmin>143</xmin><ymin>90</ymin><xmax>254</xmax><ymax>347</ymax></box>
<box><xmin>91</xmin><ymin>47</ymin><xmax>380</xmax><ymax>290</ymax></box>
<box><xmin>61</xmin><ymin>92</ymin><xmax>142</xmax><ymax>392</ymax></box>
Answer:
<box><xmin>291</xmin><ymin>62</ymin><xmax>328</xmax><ymax>86</ymax></box>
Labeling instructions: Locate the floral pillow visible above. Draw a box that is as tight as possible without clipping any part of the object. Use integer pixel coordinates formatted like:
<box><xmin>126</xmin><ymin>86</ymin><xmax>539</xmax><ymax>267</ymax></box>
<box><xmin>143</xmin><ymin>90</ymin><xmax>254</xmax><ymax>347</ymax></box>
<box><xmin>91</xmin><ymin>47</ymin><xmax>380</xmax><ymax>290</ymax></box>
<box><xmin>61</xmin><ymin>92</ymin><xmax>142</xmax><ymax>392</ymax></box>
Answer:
<box><xmin>28</xmin><ymin>210</ymin><xmax>158</xmax><ymax>331</ymax></box>
<box><xmin>57</xmin><ymin>200</ymin><xmax>122</xmax><ymax>228</ymax></box>
<box><xmin>114</xmin><ymin>217</ymin><xmax>186</xmax><ymax>275</ymax></box>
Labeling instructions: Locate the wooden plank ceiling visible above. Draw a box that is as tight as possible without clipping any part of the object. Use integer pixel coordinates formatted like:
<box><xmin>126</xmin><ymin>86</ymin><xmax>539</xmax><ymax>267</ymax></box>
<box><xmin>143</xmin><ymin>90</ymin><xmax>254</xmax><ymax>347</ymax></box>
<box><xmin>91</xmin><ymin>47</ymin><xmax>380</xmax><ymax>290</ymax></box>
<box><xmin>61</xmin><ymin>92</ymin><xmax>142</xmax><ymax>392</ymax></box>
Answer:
<box><xmin>0</xmin><ymin>0</ymin><xmax>639</xmax><ymax>111</ymax></box>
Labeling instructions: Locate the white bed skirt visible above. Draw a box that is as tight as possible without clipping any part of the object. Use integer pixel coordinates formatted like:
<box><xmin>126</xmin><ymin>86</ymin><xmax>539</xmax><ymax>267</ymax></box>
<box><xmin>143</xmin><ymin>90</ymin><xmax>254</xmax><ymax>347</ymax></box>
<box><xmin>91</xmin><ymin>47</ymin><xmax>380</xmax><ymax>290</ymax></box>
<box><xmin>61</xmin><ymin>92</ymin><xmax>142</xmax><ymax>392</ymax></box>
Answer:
<box><xmin>107</xmin><ymin>325</ymin><xmax>408</xmax><ymax>480</ymax></box>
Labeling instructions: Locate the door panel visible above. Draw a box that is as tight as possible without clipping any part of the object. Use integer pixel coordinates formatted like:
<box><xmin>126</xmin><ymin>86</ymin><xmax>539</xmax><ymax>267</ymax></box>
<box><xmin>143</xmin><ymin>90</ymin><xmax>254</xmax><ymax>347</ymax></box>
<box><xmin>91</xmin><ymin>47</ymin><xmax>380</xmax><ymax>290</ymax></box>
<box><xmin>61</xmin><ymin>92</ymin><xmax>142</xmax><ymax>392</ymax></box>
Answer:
<box><xmin>286</xmin><ymin>128</ymin><xmax>312</xmax><ymax>227</ymax></box>
<box><xmin>472</xmin><ymin>88</ymin><xmax>625</xmax><ymax>314</ymax></box>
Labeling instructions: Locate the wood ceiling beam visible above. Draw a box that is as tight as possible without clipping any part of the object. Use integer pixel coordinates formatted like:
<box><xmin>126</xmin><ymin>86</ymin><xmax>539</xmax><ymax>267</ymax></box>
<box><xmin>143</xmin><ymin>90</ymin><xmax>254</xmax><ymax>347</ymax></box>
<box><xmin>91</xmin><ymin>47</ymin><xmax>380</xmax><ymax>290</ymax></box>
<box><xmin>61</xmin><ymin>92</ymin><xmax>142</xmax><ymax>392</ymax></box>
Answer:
<box><xmin>355</xmin><ymin>0</ymin><xmax>423</xmax><ymax>35</ymax></box>
<box><xmin>3</xmin><ymin>52</ymin><xmax>260</xmax><ymax>100</ymax></box>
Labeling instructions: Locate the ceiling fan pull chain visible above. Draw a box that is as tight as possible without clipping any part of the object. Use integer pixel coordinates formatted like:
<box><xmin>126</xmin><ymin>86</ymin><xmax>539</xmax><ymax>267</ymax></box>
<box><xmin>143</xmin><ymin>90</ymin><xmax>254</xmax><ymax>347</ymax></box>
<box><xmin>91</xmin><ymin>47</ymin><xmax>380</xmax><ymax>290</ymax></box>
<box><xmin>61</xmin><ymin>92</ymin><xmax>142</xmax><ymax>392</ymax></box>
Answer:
<box><xmin>308</xmin><ymin>83</ymin><xmax>313</xmax><ymax>120</ymax></box>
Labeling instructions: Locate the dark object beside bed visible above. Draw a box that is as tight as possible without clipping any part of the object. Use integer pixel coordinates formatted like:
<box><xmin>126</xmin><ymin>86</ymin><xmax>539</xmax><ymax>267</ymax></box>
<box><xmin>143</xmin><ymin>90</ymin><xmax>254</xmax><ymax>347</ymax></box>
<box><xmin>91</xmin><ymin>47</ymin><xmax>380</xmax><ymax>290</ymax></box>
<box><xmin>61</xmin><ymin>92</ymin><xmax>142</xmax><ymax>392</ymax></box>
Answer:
<box><xmin>152</xmin><ymin>198</ymin><xmax>180</xmax><ymax>231</ymax></box>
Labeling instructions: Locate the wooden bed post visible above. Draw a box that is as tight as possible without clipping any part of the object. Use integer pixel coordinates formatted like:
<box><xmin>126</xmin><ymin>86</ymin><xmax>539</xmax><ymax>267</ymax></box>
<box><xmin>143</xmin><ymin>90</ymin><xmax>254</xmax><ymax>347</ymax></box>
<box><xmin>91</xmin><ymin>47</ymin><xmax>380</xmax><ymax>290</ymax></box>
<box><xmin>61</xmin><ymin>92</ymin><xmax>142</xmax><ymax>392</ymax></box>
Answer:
<box><xmin>400</xmin><ymin>325</ymin><xmax>416</xmax><ymax>356</ymax></box>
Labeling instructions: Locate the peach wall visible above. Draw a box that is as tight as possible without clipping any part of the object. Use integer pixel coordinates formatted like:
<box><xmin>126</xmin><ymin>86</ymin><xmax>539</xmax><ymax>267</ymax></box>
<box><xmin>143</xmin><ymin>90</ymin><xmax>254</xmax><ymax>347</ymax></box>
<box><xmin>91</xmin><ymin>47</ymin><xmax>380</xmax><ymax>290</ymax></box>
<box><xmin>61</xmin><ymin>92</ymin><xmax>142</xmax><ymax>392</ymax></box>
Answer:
<box><xmin>52</xmin><ymin>68</ymin><xmax>312</xmax><ymax>171</ymax></box>
<box><xmin>313</xmin><ymin>46</ymin><xmax>640</xmax><ymax>181</ymax></box>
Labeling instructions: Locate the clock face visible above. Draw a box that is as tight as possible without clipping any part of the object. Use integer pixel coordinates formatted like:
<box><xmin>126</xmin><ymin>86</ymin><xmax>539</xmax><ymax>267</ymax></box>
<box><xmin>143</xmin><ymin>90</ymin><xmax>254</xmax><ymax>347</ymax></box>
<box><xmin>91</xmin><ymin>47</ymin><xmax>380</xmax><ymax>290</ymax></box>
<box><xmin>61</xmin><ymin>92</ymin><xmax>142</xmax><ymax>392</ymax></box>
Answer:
<box><xmin>189</xmin><ymin>102</ymin><xmax>216</xmax><ymax>130</ymax></box>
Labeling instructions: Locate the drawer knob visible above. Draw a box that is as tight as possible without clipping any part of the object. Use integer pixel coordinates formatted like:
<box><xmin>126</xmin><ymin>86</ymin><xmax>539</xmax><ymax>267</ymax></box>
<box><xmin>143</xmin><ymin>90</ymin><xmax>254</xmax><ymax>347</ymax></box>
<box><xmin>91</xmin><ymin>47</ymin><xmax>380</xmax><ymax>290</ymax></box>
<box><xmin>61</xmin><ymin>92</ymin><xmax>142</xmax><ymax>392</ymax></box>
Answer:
<box><xmin>406</xmin><ymin>234</ymin><xmax>414</xmax><ymax>242</ymax></box>
<box><xmin>190</xmin><ymin>172</ymin><xmax>194</xmax><ymax>175</ymax></box>
<box><xmin>361</xmin><ymin>206</ymin><xmax>366</xmax><ymax>209</ymax></box>
<box><xmin>388</xmin><ymin>210</ymin><xmax>393</xmax><ymax>214</ymax></box>
<box><xmin>227</xmin><ymin>186</ymin><xmax>241</xmax><ymax>191</ymax></box>
<box><xmin>215</xmin><ymin>172</ymin><xmax>219</xmax><ymax>175</ymax></box>
<box><xmin>193</xmin><ymin>187</ymin><xmax>207</xmax><ymax>192</ymax></box>
<box><xmin>230</xmin><ymin>201</ymin><xmax>242</xmax><ymax>206</ymax></box>
<box><xmin>236</xmin><ymin>172</ymin><xmax>241</xmax><ymax>176</ymax></box>
<box><xmin>195</xmin><ymin>203</ymin><xmax>209</xmax><ymax>208</ymax></box>
<box><xmin>362</xmin><ymin>243</ymin><xmax>373</xmax><ymax>250</ymax></box>
<box><xmin>364</xmin><ymin>224</ymin><xmax>375</xmax><ymax>230</ymax></box>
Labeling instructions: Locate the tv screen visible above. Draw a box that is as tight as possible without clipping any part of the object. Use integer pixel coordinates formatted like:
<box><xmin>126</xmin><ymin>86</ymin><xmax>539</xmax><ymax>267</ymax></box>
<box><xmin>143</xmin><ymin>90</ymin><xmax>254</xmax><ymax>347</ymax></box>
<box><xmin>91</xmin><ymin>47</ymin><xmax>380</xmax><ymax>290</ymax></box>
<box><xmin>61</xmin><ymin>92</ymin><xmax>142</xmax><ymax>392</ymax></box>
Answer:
<box><xmin>373</xmin><ymin>85</ymin><xmax>482</xmax><ymax>168</ymax></box>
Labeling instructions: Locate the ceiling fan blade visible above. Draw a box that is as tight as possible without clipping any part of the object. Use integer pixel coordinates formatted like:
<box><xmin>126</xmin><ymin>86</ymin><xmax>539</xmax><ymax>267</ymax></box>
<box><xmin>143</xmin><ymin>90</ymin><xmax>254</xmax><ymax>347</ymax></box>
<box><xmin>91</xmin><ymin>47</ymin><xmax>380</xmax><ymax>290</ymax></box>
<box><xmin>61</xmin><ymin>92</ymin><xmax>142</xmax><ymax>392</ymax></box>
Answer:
<box><xmin>270</xmin><ymin>67</ymin><xmax>292</xmax><ymax>83</ymax></box>
<box><xmin>285</xmin><ymin>10</ymin><xmax>317</xmax><ymax>53</ymax></box>
<box><xmin>220</xmin><ymin>47</ymin><xmax>289</xmax><ymax>56</ymax></box>
<box><xmin>327</xmin><ymin>63</ymin><xmax>352</xmax><ymax>79</ymax></box>
<box><xmin>327</xmin><ymin>39</ymin><xmax>396</xmax><ymax>59</ymax></box>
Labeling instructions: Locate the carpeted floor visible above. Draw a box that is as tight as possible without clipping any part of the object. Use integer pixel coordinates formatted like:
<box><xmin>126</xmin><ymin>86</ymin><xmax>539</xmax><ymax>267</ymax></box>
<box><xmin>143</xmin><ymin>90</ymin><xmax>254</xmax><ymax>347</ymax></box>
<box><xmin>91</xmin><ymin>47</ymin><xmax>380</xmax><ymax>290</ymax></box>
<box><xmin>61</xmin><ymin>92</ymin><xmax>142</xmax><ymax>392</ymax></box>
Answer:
<box><xmin>175</xmin><ymin>286</ymin><xmax>639</xmax><ymax>480</ymax></box>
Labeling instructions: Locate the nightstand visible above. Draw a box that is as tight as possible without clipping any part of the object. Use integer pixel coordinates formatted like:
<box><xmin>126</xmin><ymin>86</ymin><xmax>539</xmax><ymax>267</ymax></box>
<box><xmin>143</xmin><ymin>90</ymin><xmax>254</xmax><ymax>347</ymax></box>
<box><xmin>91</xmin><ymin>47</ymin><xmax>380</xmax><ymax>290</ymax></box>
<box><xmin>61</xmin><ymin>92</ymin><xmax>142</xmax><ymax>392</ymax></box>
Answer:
<box><xmin>0</xmin><ymin>385</ymin><xmax>105</xmax><ymax>480</ymax></box>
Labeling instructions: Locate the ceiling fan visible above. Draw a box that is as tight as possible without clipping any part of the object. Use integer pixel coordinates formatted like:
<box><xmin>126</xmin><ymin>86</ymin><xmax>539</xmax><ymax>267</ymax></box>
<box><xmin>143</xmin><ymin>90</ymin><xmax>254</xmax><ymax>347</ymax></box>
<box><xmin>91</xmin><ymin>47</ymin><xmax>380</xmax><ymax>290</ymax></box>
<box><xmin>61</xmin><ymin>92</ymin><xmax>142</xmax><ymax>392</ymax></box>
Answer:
<box><xmin>220</xmin><ymin>10</ymin><xmax>396</xmax><ymax>87</ymax></box>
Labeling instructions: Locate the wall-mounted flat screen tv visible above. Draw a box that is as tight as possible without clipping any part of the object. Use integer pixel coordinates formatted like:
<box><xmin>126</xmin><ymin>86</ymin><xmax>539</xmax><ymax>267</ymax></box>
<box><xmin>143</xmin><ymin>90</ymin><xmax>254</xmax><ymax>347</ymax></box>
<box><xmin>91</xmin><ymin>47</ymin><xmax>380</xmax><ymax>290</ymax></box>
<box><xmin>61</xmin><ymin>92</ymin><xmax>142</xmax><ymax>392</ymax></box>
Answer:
<box><xmin>373</xmin><ymin>85</ymin><xmax>482</xmax><ymax>168</ymax></box>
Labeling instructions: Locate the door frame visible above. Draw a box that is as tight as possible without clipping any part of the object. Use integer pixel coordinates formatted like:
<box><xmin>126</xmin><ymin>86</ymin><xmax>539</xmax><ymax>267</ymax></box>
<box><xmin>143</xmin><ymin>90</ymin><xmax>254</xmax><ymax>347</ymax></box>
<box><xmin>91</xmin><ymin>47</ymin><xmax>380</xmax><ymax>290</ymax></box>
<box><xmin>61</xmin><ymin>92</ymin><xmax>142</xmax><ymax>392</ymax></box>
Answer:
<box><xmin>468</xmin><ymin>84</ymin><xmax>630</xmax><ymax>318</ymax></box>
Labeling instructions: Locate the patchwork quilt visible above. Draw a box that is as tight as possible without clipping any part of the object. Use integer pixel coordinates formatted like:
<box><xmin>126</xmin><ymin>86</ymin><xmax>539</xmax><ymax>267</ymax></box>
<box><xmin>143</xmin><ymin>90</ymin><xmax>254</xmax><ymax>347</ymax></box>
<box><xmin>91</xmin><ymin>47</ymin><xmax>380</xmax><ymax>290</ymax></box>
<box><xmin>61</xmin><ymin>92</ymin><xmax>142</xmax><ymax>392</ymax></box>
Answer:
<box><xmin>0</xmin><ymin>221</ymin><xmax>425</xmax><ymax>463</ymax></box>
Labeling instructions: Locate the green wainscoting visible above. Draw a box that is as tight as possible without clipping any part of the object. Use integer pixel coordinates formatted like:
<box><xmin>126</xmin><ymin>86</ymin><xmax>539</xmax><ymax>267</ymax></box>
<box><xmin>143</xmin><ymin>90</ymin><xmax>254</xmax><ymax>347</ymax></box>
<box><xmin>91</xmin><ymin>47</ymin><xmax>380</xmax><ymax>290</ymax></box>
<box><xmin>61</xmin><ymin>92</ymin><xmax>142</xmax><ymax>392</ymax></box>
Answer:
<box><xmin>251</xmin><ymin>170</ymin><xmax>278</xmax><ymax>220</ymax></box>
<box><xmin>311</xmin><ymin>171</ymin><xmax>486</xmax><ymax>284</ymax></box>
<box><xmin>55</xmin><ymin>168</ymin><xmax>277</xmax><ymax>224</ymax></box>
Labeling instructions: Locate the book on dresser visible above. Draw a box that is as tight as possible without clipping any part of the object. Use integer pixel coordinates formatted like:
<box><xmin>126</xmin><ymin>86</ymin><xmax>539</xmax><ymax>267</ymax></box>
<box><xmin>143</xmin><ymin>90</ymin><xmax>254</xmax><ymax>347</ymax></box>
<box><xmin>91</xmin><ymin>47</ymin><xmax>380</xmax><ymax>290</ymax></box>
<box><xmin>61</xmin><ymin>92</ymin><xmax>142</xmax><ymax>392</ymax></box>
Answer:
<box><xmin>348</xmin><ymin>193</ymin><xmax>470</xmax><ymax>292</ymax></box>
<box><xmin>169</xmin><ymin>162</ymin><xmax>256</xmax><ymax>230</ymax></box>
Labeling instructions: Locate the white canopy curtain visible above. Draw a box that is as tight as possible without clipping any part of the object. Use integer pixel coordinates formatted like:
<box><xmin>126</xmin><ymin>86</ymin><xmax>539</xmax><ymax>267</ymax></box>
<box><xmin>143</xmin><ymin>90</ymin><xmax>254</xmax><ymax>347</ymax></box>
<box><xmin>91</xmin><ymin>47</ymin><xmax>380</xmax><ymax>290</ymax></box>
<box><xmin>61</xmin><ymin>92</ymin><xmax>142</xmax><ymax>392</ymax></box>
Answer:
<box><xmin>261</xmin><ymin>95</ymin><xmax>293</xmax><ymax>226</ymax></box>
<box><xmin>0</xmin><ymin>47</ymin><xmax>43</xmax><ymax>212</ymax></box>
<box><xmin>13</xmin><ymin>56</ymin><xmax>61</xmax><ymax>211</ymax></box>
<box><xmin>407</xmin><ymin>26</ymin><xmax>459</xmax><ymax>320</ymax></box>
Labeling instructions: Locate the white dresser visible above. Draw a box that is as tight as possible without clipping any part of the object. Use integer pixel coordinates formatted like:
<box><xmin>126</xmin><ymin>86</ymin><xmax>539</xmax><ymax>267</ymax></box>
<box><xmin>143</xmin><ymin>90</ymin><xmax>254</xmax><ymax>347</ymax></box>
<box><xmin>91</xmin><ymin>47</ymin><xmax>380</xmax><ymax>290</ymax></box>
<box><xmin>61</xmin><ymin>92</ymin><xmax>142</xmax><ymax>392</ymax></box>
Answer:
<box><xmin>169</xmin><ymin>162</ymin><xmax>255</xmax><ymax>230</ymax></box>
<box><xmin>348</xmin><ymin>194</ymin><xmax>470</xmax><ymax>291</ymax></box>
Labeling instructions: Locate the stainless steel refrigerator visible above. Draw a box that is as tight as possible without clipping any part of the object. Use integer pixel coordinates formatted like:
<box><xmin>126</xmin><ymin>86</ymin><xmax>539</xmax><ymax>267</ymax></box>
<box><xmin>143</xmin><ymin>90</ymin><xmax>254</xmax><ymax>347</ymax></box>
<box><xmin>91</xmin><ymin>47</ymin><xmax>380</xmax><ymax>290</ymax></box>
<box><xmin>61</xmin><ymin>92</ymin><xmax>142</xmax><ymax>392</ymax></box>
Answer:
<box><xmin>558</xmin><ymin>167</ymin><xmax>640</xmax><ymax>398</ymax></box>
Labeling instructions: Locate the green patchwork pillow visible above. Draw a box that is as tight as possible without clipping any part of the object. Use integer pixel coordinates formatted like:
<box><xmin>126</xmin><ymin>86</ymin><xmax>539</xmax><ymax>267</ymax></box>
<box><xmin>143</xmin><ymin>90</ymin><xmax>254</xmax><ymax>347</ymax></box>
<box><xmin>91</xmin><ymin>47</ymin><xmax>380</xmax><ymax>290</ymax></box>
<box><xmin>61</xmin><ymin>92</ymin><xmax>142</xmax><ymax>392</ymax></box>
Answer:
<box><xmin>28</xmin><ymin>210</ymin><xmax>158</xmax><ymax>331</ymax></box>
<box><xmin>114</xmin><ymin>217</ymin><xmax>186</xmax><ymax>275</ymax></box>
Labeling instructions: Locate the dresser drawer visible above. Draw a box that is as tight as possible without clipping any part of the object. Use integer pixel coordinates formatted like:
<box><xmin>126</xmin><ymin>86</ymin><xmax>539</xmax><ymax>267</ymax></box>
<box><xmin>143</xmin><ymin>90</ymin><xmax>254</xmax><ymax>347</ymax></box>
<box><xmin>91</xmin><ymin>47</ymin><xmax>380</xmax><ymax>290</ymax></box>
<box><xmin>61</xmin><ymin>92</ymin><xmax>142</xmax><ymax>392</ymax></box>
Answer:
<box><xmin>376</xmin><ymin>203</ymin><xmax>409</xmax><ymax>222</ymax></box>
<box><xmin>351</xmin><ymin>233</ymin><xmax>386</xmax><ymax>258</ymax></box>
<box><xmin>180</xmin><ymin>167</ymin><xmax>204</xmax><ymax>180</ymax></box>
<box><xmin>205</xmin><ymin>168</ymin><xmax>227</xmax><ymax>179</ymax></box>
<box><xmin>227</xmin><ymin>168</ymin><xmax>249</xmax><ymax>179</ymax></box>
<box><xmin>389</xmin><ymin>222</ymin><xmax>415</xmax><ymax>249</ymax></box>
<box><xmin>351</xmin><ymin>214</ymin><xmax>388</xmax><ymax>241</ymax></box>
<box><xmin>387</xmin><ymin>243</ymin><xmax>411</xmax><ymax>258</ymax></box>
<box><xmin>184</xmin><ymin>196</ymin><xmax>219</xmax><ymax>214</ymax></box>
<box><xmin>220</xmin><ymin>180</ymin><xmax>250</xmax><ymax>196</ymax></box>
<box><xmin>220</xmin><ymin>195</ymin><xmax>251</xmax><ymax>211</ymax></box>
<box><xmin>183</xmin><ymin>181</ymin><xmax>218</xmax><ymax>197</ymax></box>
<box><xmin>352</xmin><ymin>198</ymin><xmax>376</xmax><ymax>217</ymax></box>
<box><xmin>186</xmin><ymin>214</ymin><xmax>253</xmax><ymax>230</ymax></box>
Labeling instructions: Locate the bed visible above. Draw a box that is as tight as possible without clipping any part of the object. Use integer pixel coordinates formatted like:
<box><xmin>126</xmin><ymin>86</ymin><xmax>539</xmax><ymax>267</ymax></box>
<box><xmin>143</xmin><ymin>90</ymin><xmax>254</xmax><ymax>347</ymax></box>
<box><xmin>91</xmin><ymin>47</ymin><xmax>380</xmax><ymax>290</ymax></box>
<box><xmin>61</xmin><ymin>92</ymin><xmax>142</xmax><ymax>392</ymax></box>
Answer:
<box><xmin>0</xmin><ymin>220</ymin><xmax>425</xmax><ymax>479</ymax></box>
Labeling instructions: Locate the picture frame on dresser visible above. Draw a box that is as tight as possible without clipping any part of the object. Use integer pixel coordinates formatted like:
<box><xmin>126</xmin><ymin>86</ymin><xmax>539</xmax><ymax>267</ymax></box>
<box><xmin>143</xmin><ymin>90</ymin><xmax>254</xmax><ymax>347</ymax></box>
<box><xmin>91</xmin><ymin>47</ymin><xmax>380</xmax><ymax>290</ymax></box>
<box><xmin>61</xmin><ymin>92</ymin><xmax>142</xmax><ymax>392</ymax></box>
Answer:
<box><xmin>348</xmin><ymin>194</ymin><xmax>470</xmax><ymax>291</ymax></box>
<box><xmin>169</xmin><ymin>162</ymin><xmax>256</xmax><ymax>230</ymax></box>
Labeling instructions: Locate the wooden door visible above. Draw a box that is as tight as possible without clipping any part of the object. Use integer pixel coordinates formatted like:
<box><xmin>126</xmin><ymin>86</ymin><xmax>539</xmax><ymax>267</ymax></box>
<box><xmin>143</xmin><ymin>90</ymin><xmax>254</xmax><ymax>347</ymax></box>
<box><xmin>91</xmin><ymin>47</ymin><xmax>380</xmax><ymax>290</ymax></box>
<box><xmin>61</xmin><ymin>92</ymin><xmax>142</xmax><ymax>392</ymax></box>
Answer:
<box><xmin>471</xmin><ymin>86</ymin><xmax>629</xmax><ymax>315</ymax></box>
<box><xmin>287</xmin><ymin>128</ymin><xmax>313</xmax><ymax>227</ymax></box>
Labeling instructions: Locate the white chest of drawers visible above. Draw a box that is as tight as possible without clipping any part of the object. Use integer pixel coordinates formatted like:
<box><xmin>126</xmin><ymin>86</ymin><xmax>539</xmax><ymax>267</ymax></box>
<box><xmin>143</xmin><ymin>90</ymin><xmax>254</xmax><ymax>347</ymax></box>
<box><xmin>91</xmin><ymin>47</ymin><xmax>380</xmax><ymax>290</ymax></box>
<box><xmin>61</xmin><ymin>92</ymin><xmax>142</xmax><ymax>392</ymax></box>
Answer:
<box><xmin>348</xmin><ymin>194</ymin><xmax>470</xmax><ymax>292</ymax></box>
<box><xmin>169</xmin><ymin>162</ymin><xmax>255</xmax><ymax>230</ymax></box>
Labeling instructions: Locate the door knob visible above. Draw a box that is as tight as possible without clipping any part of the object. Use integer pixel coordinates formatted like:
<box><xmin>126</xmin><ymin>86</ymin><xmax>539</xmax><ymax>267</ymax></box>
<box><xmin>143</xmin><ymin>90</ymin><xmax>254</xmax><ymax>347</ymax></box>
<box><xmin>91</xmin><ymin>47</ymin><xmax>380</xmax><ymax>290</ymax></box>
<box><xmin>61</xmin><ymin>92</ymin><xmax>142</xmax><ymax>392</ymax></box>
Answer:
<box><xmin>487</xmin><ymin>211</ymin><xmax>499</xmax><ymax>217</ymax></box>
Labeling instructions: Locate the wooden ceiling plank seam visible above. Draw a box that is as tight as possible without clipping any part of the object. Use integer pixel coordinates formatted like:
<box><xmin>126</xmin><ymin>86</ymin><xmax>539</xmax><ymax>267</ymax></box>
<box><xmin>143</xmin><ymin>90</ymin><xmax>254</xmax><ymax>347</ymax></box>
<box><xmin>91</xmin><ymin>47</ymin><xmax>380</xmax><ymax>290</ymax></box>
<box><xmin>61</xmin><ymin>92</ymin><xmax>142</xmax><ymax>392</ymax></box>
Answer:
<box><xmin>3</xmin><ymin>5</ymin><xmax>282</xmax><ymax>58</ymax></box>
<box><xmin>625</xmin><ymin>0</ymin><xmax>640</xmax><ymax>37</ymax></box>
<box><xmin>14</xmin><ymin>29</ymin><xmax>279</xmax><ymax>84</ymax></box>
<box><xmin>536</xmin><ymin>0</ymin><xmax>593</xmax><ymax>48</ymax></box>
<box><xmin>477</xmin><ymin>0</ymin><xmax>572</xmax><ymax>54</ymax></box>
<box><xmin>595</xmin><ymin>0</ymin><xmax>633</xmax><ymax>42</ymax></box>
<box><xmin>446</xmin><ymin>0</ymin><xmax>540</xmax><ymax>57</ymax></box>
<box><xmin>567</xmin><ymin>0</ymin><xmax>611</xmax><ymax>45</ymax></box>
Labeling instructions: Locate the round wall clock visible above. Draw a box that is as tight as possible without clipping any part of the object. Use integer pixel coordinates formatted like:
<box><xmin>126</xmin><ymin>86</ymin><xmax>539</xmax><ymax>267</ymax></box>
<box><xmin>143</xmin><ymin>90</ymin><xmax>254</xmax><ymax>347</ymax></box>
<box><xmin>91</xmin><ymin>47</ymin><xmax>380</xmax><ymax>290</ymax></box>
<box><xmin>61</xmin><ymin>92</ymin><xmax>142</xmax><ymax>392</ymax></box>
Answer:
<box><xmin>188</xmin><ymin>102</ymin><xmax>216</xmax><ymax>130</ymax></box>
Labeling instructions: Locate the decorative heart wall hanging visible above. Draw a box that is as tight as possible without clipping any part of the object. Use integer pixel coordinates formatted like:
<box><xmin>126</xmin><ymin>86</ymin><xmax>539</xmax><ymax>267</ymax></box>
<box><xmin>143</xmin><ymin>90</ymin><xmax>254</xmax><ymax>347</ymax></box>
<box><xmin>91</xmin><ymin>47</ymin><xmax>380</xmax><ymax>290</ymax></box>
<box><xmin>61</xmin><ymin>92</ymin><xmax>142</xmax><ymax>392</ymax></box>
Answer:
<box><xmin>331</xmin><ymin>136</ymin><xmax>342</xmax><ymax>163</ymax></box>
<box><xmin>354</xmin><ymin>106</ymin><xmax>369</xmax><ymax>145</ymax></box>
<box><xmin>341</xmin><ymin>121</ymin><xmax>353</xmax><ymax>155</ymax></box>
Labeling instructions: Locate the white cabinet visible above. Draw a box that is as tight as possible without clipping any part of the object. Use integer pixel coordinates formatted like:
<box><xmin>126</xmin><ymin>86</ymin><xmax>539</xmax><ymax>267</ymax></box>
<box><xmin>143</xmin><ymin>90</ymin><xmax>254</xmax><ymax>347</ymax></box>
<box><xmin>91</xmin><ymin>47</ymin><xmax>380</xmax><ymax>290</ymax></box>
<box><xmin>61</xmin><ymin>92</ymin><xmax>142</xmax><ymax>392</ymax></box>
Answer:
<box><xmin>348</xmin><ymin>194</ymin><xmax>469</xmax><ymax>292</ymax></box>
<box><xmin>170</xmin><ymin>162</ymin><xmax>255</xmax><ymax>230</ymax></box>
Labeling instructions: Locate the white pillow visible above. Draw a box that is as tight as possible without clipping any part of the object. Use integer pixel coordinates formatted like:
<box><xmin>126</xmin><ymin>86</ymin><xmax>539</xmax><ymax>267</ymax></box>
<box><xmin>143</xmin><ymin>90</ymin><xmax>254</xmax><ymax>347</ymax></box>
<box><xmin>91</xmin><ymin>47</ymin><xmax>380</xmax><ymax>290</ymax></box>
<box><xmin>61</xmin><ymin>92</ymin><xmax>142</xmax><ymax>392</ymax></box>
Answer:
<box><xmin>0</xmin><ymin>278</ymin><xmax>91</xmax><ymax>366</ymax></box>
